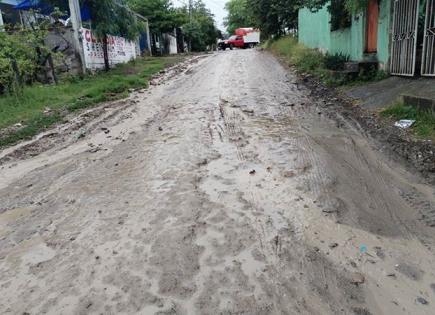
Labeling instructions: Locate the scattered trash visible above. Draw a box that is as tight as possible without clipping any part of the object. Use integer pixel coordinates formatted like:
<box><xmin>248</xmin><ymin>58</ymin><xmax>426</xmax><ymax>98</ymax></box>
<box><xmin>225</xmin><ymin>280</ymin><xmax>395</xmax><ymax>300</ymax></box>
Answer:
<box><xmin>359</xmin><ymin>244</ymin><xmax>367</xmax><ymax>254</ymax></box>
<box><xmin>394</xmin><ymin>119</ymin><xmax>415</xmax><ymax>129</ymax></box>
<box><xmin>249</xmin><ymin>169</ymin><xmax>256</xmax><ymax>175</ymax></box>
<box><xmin>416</xmin><ymin>297</ymin><xmax>429</xmax><ymax>305</ymax></box>
<box><xmin>14</xmin><ymin>123</ymin><xmax>23</xmax><ymax>128</ymax></box>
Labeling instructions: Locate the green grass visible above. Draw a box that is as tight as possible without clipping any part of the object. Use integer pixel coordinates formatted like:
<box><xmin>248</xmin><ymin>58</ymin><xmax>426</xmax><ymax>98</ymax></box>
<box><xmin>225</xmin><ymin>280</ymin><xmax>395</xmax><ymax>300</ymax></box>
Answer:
<box><xmin>381</xmin><ymin>102</ymin><xmax>435</xmax><ymax>140</ymax></box>
<box><xmin>267</xmin><ymin>36</ymin><xmax>388</xmax><ymax>86</ymax></box>
<box><xmin>0</xmin><ymin>56</ymin><xmax>184</xmax><ymax>147</ymax></box>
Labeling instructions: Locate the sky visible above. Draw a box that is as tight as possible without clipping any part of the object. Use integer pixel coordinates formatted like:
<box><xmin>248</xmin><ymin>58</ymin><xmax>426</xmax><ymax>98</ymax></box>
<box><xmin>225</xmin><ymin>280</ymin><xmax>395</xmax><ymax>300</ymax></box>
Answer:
<box><xmin>173</xmin><ymin>0</ymin><xmax>228</xmax><ymax>32</ymax></box>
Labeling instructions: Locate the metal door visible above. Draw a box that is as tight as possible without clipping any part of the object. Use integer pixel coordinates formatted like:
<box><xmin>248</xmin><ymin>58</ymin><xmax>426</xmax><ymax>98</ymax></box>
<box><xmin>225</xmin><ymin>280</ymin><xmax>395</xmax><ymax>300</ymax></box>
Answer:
<box><xmin>422</xmin><ymin>0</ymin><xmax>435</xmax><ymax>76</ymax></box>
<box><xmin>390</xmin><ymin>0</ymin><xmax>420</xmax><ymax>76</ymax></box>
<box><xmin>366</xmin><ymin>0</ymin><xmax>379</xmax><ymax>53</ymax></box>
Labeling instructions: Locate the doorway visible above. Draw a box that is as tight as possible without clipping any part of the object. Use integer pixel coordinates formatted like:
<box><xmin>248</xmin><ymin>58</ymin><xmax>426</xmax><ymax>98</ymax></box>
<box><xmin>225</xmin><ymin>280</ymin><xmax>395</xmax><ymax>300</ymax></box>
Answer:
<box><xmin>366</xmin><ymin>0</ymin><xmax>379</xmax><ymax>53</ymax></box>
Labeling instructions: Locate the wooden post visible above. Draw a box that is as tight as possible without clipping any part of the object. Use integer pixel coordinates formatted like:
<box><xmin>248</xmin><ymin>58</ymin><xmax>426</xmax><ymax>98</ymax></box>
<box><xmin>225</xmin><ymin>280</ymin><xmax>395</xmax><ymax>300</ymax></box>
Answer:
<box><xmin>68</xmin><ymin>0</ymin><xmax>86</xmax><ymax>75</ymax></box>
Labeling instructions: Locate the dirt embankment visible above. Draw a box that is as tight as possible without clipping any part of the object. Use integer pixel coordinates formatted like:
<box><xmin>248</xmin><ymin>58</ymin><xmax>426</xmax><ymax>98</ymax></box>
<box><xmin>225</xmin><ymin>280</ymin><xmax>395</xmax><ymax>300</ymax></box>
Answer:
<box><xmin>293</xmin><ymin>70</ymin><xmax>435</xmax><ymax>184</ymax></box>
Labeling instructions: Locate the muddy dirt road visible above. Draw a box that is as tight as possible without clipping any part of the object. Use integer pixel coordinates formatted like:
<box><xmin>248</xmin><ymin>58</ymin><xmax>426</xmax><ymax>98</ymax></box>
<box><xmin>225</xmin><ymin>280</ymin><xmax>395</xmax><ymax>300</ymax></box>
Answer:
<box><xmin>1</xmin><ymin>50</ymin><xmax>435</xmax><ymax>315</ymax></box>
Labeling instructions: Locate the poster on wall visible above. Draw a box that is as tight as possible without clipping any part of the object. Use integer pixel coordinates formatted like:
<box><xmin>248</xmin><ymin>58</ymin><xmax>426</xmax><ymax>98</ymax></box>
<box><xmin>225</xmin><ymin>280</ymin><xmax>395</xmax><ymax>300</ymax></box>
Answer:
<box><xmin>81</xmin><ymin>28</ymin><xmax>138</xmax><ymax>70</ymax></box>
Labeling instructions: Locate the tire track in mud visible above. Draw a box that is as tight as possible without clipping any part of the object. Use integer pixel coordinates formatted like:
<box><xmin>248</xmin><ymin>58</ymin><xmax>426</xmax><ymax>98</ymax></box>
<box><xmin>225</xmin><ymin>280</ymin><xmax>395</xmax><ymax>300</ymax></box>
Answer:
<box><xmin>1</xmin><ymin>50</ymin><xmax>435</xmax><ymax>315</ymax></box>
<box><xmin>205</xmin><ymin>62</ymin><xmax>369</xmax><ymax>314</ymax></box>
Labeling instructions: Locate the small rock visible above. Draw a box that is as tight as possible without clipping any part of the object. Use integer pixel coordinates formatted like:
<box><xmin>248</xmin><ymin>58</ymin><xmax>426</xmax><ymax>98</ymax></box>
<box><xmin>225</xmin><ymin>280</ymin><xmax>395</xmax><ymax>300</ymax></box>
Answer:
<box><xmin>249</xmin><ymin>170</ymin><xmax>256</xmax><ymax>175</ymax></box>
<box><xmin>158</xmin><ymin>127</ymin><xmax>163</xmax><ymax>131</ymax></box>
<box><xmin>350</xmin><ymin>272</ymin><xmax>365</xmax><ymax>285</ymax></box>
<box><xmin>416</xmin><ymin>297</ymin><xmax>428</xmax><ymax>305</ymax></box>
<box><xmin>329</xmin><ymin>242</ymin><xmax>338</xmax><ymax>249</ymax></box>
<box><xmin>282</xmin><ymin>170</ymin><xmax>295</xmax><ymax>178</ymax></box>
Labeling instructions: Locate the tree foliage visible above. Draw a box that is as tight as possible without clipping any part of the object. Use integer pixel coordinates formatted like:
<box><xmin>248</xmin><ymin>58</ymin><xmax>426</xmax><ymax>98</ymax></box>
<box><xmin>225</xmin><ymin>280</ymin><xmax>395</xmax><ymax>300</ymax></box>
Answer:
<box><xmin>224</xmin><ymin>0</ymin><xmax>369</xmax><ymax>38</ymax></box>
<box><xmin>0</xmin><ymin>31</ymin><xmax>46</xmax><ymax>94</ymax></box>
<box><xmin>128</xmin><ymin>0</ymin><xmax>218</xmax><ymax>51</ymax></box>
<box><xmin>182</xmin><ymin>0</ymin><xmax>218</xmax><ymax>51</ymax></box>
<box><xmin>224</xmin><ymin>0</ymin><xmax>254</xmax><ymax>34</ymax></box>
<box><xmin>127</xmin><ymin>0</ymin><xmax>185</xmax><ymax>34</ymax></box>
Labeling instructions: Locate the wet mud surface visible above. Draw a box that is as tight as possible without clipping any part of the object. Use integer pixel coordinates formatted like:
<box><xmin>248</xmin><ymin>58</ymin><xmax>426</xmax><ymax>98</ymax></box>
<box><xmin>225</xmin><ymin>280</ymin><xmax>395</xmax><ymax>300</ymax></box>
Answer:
<box><xmin>0</xmin><ymin>50</ymin><xmax>435</xmax><ymax>314</ymax></box>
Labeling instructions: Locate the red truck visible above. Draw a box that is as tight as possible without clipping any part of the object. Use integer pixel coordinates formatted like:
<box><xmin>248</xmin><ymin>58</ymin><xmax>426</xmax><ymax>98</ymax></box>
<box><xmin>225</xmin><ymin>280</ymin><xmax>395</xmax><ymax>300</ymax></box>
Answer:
<box><xmin>218</xmin><ymin>28</ymin><xmax>261</xmax><ymax>50</ymax></box>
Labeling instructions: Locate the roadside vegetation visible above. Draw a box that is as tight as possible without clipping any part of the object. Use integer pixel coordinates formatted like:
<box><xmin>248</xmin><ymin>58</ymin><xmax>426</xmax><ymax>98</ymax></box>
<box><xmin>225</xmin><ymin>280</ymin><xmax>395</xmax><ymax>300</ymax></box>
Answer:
<box><xmin>0</xmin><ymin>56</ymin><xmax>184</xmax><ymax>147</ymax></box>
<box><xmin>265</xmin><ymin>36</ymin><xmax>387</xmax><ymax>86</ymax></box>
<box><xmin>381</xmin><ymin>103</ymin><xmax>435</xmax><ymax>140</ymax></box>
<box><xmin>224</xmin><ymin>0</ymin><xmax>368</xmax><ymax>38</ymax></box>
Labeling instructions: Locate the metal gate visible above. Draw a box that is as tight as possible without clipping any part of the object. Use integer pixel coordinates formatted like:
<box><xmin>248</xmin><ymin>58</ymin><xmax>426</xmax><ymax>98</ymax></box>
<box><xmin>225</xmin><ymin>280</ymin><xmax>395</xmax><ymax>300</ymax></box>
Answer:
<box><xmin>422</xmin><ymin>0</ymin><xmax>435</xmax><ymax>76</ymax></box>
<box><xmin>390</xmin><ymin>0</ymin><xmax>420</xmax><ymax>76</ymax></box>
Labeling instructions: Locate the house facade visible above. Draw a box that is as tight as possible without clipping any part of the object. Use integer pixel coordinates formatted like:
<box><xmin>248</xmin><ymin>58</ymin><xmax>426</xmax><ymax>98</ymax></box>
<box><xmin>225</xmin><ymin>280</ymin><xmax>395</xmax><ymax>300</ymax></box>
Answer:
<box><xmin>298</xmin><ymin>0</ymin><xmax>435</xmax><ymax>77</ymax></box>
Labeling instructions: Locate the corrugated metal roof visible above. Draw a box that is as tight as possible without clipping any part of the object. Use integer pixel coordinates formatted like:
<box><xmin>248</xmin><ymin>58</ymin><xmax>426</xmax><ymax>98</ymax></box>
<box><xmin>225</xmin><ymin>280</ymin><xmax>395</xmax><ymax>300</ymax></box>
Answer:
<box><xmin>0</xmin><ymin>0</ymin><xmax>21</xmax><ymax>5</ymax></box>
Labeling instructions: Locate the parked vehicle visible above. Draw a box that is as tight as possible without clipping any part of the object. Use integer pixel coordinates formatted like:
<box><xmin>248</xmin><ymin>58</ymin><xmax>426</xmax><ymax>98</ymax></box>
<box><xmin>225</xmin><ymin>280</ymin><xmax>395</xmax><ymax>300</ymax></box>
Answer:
<box><xmin>218</xmin><ymin>28</ymin><xmax>260</xmax><ymax>50</ymax></box>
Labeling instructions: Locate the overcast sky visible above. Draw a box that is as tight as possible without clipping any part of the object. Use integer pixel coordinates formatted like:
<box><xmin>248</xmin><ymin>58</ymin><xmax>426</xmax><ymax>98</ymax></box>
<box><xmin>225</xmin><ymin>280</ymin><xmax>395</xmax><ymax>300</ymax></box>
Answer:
<box><xmin>173</xmin><ymin>0</ymin><xmax>228</xmax><ymax>32</ymax></box>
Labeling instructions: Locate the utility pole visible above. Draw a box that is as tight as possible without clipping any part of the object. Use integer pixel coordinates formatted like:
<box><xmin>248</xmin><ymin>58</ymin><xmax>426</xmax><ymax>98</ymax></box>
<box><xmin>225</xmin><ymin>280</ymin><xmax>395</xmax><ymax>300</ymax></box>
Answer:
<box><xmin>188</xmin><ymin>0</ymin><xmax>192</xmax><ymax>52</ymax></box>
<box><xmin>144</xmin><ymin>19</ymin><xmax>152</xmax><ymax>56</ymax></box>
<box><xmin>0</xmin><ymin>8</ymin><xmax>4</xmax><ymax>31</ymax></box>
<box><xmin>68</xmin><ymin>0</ymin><xmax>86</xmax><ymax>75</ymax></box>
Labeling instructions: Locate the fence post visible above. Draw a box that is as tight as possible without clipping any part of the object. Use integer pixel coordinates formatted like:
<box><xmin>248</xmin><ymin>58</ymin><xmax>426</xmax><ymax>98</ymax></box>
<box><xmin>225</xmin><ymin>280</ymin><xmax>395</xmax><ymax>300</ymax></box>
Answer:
<box><xmin>68</xmin><ymin>0</ymin><xmax>86</xmax><ymax>75</ymax></box>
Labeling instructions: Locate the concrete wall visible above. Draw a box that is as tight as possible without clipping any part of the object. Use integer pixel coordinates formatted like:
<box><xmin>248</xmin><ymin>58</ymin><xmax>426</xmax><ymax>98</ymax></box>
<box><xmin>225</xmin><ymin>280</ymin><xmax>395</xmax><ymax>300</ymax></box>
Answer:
<box><xmin>298</xmin><ymin>6</ymin><xmax>331</xmax><ymax>54</ymax></box>
<box><xmin>298</xmin><ymin>0</ymin><xmax>392</xmax><ymax>67</ymax></box>
<box><xmin>377</xmin><ymin>0</ymin><xmax>392</xmax><ymax>68</ymax></box>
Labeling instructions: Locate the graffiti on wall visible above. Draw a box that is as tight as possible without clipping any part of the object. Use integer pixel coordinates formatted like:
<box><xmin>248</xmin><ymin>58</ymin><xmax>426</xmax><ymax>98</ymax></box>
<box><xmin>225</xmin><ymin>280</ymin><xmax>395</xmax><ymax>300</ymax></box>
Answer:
<box><xmin>81</xmin><ymin>28</ymin><xmax>137</xmax><ymax>70</ymax></box>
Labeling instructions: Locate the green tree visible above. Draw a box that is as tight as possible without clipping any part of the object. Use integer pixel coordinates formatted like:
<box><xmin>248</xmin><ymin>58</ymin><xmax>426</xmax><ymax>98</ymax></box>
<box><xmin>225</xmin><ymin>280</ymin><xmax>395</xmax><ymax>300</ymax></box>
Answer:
<box><xmin>182</xmin><ymin>0</ymin><xmax>218</xmax><ymax>51</ymax></box>
<box><xmin>127</xmin><ymin>0</ymin><xmax>185</xmax><ymax>34</ymax></box>
<box><xmin>224</xmin><ymin>0</ymin><xmax>254</xmax><ymax>34</ymax></box>
<box><xmin>86</xmin><ymin>0</ymin><xmax>143</xmax><ymax>71</ymax></box>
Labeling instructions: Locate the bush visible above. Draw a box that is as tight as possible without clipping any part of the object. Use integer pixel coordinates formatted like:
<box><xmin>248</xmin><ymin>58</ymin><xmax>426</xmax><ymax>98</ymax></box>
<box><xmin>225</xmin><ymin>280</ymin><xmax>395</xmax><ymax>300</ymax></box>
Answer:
<box><xmin>0</xmin><ymin>30</ymin><xmax>48</xmax><ymax>95</ymax></box>
<box><xmin>324</xmin><ymin>53</ymin><xmax>350</xmax><ymax>70</ymax></box>
<box><xmin>267</xmin><ymin>35</ymin><xmax>390</xmax><ymax>87</ymax></box>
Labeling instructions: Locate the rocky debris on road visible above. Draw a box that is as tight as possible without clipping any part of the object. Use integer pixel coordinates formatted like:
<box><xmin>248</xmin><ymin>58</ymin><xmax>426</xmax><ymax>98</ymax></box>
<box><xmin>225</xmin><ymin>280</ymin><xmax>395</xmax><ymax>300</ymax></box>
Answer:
<box><xmin>416</xmin><ymin>297</ymin><xmax>429</xmax><ymax>305</ymax></box>
<box><xmin>329</xmin><ymin>242</ymin><xmax>339</xmax><ymax>249</ymax></box>
<box><xmin>0</xmin><ymin>55</ymin><xmax>205</xmax><ymax>166</ymax></box>
<box><xmin>350</xmin><ymin>272</ymin><xmax>365</xmax><ymax>285</ymax></box>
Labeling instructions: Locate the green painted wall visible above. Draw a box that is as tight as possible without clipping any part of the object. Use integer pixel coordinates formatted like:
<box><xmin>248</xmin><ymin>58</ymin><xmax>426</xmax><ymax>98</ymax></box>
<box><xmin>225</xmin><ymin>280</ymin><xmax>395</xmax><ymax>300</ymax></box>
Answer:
<box><xmin>298</xmin><ymin>6</ymin><xmax>331</xmax><ymax>53</ymax></box>
<box><xmin>330</xmin><ymin>17</ymin><xmax>365</xmax><ymax>61</ymax></box>
<box><xmin>377</xmin><ymin>0</ymin><xmax>392</xmax><ymax>67</ymax></box>
<box><xmin>298</xmin><ymin>0</ymin><xmax>392</xmax><ymax>67</ymax></box>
